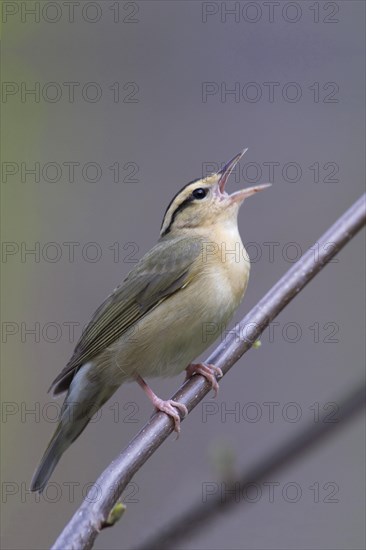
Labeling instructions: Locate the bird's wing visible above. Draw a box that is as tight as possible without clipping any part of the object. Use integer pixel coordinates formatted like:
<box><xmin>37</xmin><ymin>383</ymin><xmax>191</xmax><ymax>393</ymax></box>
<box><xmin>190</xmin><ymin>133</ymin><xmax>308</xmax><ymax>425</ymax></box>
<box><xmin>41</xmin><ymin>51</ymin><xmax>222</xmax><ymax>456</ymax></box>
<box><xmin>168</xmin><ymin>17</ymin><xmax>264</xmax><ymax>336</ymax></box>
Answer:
<box><xmin>50</xmin><ymin>236</ymin><xmax>203</xmax><ymax>394</ymax></box>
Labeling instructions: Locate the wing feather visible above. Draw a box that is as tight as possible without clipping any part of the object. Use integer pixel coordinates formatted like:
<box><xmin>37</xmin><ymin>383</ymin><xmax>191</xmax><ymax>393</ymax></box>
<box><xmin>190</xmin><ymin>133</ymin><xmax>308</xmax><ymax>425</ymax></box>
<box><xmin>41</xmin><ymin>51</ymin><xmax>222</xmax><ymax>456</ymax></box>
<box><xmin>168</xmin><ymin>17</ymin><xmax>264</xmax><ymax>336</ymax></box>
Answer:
<box><xmin>50</xmin><ymin>236</ymin><xmax>203</xmax><ymax>394</ymax></box>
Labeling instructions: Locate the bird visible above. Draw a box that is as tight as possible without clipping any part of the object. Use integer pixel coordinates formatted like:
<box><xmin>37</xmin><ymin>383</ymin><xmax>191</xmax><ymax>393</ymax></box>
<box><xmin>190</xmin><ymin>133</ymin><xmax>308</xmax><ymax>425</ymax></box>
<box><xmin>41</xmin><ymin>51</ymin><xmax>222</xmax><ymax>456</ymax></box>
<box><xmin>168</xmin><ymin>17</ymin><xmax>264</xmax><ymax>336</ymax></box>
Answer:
<box><xmin>30</xmin><ymin>149</ymin><xmax>271</xmax><ymax>492</ymax></box>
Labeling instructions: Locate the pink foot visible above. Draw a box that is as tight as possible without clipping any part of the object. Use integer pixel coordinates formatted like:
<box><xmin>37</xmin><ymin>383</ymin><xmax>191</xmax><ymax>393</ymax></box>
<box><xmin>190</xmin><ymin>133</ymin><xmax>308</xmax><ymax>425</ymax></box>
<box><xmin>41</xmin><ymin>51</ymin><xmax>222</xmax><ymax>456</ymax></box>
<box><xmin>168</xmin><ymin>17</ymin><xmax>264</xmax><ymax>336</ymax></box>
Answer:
<box><xmin>150</xmin><ymin>396</ymin><xmax>188</xmax><ymax>433</ymax></box>
<box><xmin>185</xmin><ymin>362</ymin><xmax>223</xmax><ymax>397</ymax></box>
<box><xmin>135</xmin><ymin>375</ymin><xmax>188</xmax><ymax>434</ymax></box>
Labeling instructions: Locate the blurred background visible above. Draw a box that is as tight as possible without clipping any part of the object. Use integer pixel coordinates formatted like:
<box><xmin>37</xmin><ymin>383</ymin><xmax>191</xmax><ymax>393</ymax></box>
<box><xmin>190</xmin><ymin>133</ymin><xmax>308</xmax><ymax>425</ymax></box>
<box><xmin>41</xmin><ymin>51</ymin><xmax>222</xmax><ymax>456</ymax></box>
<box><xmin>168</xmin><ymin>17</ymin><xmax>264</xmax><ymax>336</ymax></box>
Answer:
<box><xmin>1</xmin><ymin>1</ymin><xmax>365</xmax><ymax>549</ymax></box>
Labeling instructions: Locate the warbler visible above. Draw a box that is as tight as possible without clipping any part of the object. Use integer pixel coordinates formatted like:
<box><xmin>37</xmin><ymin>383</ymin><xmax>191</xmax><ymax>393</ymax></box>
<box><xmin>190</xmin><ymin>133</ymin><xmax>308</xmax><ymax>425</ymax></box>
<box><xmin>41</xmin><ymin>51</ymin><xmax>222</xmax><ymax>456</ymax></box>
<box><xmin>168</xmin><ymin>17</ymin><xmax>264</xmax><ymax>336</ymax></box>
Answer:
<box><xmin>30</xmin><ymin>149</ymin><xmax>270</xmax><ymax>492</ymax></box>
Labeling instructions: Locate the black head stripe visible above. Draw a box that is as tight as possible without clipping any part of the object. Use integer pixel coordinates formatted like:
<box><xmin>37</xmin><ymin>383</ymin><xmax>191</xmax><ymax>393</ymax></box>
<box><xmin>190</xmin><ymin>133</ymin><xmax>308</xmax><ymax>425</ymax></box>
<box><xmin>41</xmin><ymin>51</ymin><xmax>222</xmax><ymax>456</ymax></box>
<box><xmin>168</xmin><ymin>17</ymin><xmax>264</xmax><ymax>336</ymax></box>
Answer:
<box><xmin>160</xmin><ymin>178</ymin><xmax>201</xmax><ymax>232</ymax></box>
<box><xmin>161</xmin><ymin>195</ymin><xmax>195</xmax><ymax>236</ymax></box>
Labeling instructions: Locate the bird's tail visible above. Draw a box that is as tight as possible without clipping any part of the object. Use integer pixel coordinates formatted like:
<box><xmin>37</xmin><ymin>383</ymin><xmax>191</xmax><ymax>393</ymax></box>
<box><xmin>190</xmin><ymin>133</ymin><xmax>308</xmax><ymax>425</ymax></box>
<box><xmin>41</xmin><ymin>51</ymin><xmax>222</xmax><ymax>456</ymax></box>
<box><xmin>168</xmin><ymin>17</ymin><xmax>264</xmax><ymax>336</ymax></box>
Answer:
<box><xmin>30</xmin><ymin>424</ymin><xmax>68</xmax><ymax>493</ymax></box>
<box><xmin>30</xmin><ymin>362</ymin><xmax>119</xmax><ymax>492</ymax></box>
<box><xmin>30</xmin><ymin>413</ymin><xmax>90</xmax><ymax>493</ymax></box>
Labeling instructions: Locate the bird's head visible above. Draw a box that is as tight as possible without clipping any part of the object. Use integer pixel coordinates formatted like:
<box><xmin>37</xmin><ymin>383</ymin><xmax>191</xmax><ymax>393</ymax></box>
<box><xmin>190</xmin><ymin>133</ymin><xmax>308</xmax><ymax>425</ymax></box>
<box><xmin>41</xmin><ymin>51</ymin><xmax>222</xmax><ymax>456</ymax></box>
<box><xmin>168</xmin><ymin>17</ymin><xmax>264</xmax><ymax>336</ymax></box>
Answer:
<box><xmin>160</xmin><ymin>149</ymin><xmax>271</xmax><ymax>237</ymax></box>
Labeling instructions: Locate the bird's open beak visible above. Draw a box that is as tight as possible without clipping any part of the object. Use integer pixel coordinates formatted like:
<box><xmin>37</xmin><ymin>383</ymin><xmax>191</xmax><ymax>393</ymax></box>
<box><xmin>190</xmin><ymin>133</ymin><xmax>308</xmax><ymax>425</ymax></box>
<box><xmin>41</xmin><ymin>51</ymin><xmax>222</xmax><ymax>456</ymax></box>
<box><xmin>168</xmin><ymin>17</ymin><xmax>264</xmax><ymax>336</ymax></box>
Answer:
<box><xmin>218</xmin><ymin>149</ymin><xmax>271</xmax><ymax>203</ymax></box>
<box><xmin>218</xmin><ymin>149</ymin><xmax>248</xmax><ymax>194</ymax></box>
<box><xmin>229</xmin><ymin>182</ymin><xmax>272</xmax><ymax>204</ymax></box>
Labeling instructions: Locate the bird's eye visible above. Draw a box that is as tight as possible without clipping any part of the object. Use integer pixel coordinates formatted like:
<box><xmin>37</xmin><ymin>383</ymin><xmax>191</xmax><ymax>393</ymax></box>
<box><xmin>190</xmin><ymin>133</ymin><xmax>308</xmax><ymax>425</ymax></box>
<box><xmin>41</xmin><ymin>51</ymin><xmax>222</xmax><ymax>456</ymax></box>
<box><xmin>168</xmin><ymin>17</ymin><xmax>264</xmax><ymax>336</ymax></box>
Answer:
<box><xmin>192</xmin><ymin>188</ymin><xmax>207</xmax><ymax>200</ymax></box>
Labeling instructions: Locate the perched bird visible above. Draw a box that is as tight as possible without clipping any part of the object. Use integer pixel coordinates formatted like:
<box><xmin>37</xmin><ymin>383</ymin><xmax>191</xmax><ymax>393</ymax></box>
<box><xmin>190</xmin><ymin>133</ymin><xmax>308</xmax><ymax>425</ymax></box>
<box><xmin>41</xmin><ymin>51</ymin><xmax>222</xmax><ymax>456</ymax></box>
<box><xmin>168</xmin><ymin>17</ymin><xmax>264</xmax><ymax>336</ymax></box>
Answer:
<box><xmin>30</xmin><ymin>149</ymin><xmax>270</xmax><ymax>492</ymax></box>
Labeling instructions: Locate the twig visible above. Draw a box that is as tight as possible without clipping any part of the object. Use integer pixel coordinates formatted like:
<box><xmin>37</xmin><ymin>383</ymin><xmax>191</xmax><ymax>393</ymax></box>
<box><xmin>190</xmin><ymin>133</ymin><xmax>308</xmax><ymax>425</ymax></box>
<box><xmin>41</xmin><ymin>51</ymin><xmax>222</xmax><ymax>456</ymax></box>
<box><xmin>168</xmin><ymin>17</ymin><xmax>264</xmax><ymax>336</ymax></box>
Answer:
<box><xmin>52</xmin><ymin>194</ymin><xmax>365</xmax><ymax>550</ymax></box>
<box><xmin>135</xmin><ymin>382</ymin><xmax>365</xmax><ymax>549</ymax></box>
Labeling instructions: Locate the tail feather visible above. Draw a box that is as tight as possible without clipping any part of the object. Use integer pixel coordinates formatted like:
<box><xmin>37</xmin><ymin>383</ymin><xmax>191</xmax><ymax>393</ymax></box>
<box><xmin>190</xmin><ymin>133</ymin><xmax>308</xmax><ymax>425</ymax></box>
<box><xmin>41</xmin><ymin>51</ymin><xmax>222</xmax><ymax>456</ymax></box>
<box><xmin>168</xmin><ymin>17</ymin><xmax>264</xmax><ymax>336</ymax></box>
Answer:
<box><xmin>30</xmin><ymin>426</ymin><xmax>66</xmax><ymax>493</ymax></box>
<box><xmin>31</xmin><ymin>362</ymin><xmax>118</xmax><ymax>492</ymax></box>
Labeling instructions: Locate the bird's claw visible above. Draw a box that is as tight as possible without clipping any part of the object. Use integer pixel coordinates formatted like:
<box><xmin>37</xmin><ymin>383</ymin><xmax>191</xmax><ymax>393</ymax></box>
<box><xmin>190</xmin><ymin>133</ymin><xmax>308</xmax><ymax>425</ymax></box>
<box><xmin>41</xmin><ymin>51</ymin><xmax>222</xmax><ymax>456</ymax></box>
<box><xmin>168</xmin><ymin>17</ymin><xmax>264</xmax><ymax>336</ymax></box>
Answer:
<box><xmin>152</xmin><ymin>397</ymin><xmax>188</xmax><ymax>435</ymax></box>
<box><xmin>185</xmin><ymin>362</ymin><xmax>223</xmax><ymax>397</ymax></box>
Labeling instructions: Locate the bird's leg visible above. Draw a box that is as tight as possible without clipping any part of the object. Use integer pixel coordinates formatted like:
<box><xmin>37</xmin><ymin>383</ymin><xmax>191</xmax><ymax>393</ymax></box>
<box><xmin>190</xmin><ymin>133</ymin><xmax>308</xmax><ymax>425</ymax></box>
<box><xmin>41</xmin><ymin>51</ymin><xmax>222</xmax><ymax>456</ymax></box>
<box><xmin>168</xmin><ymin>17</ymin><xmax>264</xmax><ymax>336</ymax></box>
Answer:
<box><xmin>185</xmin><ymin>363</ymin><xmax>223</xmax><ymax>397</ymax></box>
<box><xmin>135</xmin><ymin>375</ymin><xmax>188</xmax><ymax>434</ymax></box>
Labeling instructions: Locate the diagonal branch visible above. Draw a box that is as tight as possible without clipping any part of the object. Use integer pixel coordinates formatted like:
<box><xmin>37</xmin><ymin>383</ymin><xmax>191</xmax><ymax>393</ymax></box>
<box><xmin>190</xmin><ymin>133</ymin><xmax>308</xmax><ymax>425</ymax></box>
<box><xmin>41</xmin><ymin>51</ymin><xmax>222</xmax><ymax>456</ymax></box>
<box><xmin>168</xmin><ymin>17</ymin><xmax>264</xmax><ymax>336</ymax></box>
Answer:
<box><xmin>52</xmin><ymin>194</ymin><xmax>365</xmax><ymax>550</ymax></box>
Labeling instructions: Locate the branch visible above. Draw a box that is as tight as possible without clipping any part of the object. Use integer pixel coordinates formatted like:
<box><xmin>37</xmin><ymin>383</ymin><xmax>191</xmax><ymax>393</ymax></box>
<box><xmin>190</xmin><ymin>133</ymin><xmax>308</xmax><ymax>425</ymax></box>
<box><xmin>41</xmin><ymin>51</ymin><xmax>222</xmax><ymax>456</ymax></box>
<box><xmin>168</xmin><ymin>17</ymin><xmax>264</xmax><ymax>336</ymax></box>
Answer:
<box><xmin>135</xmin><ymin>382</ymin><xmax>365</xmax><ymax>549</ymax></box>
<box><xmin>52</xmin><ymin>194</ymin><xmax>365</xmax><ymax>550</ymax></box>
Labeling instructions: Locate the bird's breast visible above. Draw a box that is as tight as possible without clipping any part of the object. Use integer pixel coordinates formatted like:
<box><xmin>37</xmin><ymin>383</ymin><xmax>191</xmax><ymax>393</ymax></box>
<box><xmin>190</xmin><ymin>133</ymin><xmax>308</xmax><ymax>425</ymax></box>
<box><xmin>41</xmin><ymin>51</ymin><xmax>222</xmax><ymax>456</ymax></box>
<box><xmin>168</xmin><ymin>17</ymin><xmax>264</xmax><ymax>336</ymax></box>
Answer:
<box><xmin>197</xmin><ymin>223</ymin><xmax>250</xmax><ymax>309</ymax></box>
<box><xmin>103</xmin><ymin>226</ymin><xmax>250</xmax><ymax>380</ymax></box>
